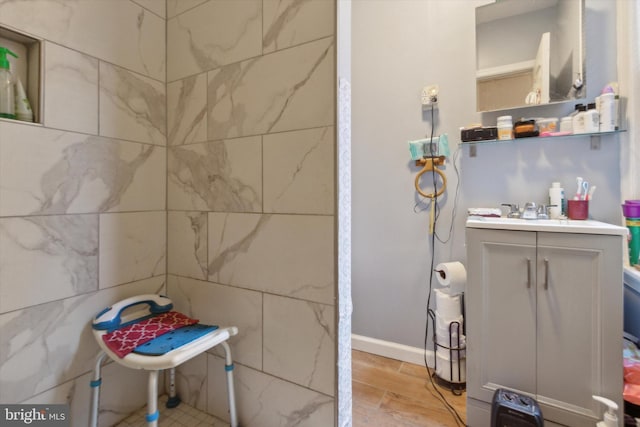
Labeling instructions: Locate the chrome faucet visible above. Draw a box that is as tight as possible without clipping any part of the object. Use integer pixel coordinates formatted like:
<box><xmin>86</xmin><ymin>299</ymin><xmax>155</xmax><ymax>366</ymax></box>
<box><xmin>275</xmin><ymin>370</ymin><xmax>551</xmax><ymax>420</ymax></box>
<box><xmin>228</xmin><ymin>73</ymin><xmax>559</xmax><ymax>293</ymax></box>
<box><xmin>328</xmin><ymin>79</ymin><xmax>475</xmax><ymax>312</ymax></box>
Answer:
<box><xmin>536</xmin><ymin>204</ymin><xmax>556</xmax><ymax>219</ymax></box>
<box><xmin>522</xmin><ymin>202</ymin><xmax>538</xmax><ymax>219</ymax></box>
<box><xmin>501</xmin><ymin>203</ymin><xmax>521</xmax><ymax>218</ymax></box>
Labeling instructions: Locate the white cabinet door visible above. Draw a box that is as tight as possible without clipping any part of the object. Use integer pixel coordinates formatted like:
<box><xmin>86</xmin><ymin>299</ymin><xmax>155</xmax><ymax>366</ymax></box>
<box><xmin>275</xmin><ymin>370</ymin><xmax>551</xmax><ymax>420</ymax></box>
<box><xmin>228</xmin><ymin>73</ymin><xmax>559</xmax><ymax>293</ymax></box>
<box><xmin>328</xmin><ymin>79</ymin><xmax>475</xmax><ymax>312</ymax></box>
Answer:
<box><xmin>467</xmin><ymin>229</ymin><xmax>537</xmax><ymax>404</ymax></box>
<box><xmin>536</xmin><ymin>232</ymin><xmax>623</xmax><ymax>427</ymax></box>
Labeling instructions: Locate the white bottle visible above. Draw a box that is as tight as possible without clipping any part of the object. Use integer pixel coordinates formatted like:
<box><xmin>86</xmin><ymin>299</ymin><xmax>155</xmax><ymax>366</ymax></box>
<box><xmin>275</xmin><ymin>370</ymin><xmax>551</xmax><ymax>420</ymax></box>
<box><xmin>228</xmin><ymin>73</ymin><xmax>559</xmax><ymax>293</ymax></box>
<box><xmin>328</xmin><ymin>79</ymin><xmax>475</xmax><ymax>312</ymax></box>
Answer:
<box><xmin>572</xmin><ymin>105</ymin><xmax>587</xmax><ymax>134</ymax></box>
<box><xmin>592</xmin><ymin>395</ymin><xmax>618</xmax><ymax>427</ymax></box>
<box><xmin>549</xmin><ymin>182</ymin><xmax>564</xmax><ymax>219</ymax></box>
<box><xmin>14</xmin><ymin>78</ymin><xmax>33</xmax><ymax>122</ymax></box>
<box><xmin>583</xmin><ymin>103</ymin><xmax>599</xmax><ymax>133</ymax></box>
<box><xmin>599</xmin><ymin>92</ymin><xmax>617</xmax><ymax>132</ymax></box>
<box><xmin>559</xmin><ymin>116</ymin><xmax>573</xmax><ymax>133</ymax></box>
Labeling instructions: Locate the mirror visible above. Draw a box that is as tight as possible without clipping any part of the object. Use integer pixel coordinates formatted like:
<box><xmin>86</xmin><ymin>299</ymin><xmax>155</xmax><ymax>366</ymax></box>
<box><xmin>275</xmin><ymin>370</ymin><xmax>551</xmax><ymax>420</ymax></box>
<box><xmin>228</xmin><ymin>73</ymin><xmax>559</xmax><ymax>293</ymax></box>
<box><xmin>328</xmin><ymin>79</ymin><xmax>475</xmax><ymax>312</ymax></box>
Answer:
<box><xmin>475</xmin><ymin>0</ymin><xmax>585</xmax><ymax>112</ymax></box>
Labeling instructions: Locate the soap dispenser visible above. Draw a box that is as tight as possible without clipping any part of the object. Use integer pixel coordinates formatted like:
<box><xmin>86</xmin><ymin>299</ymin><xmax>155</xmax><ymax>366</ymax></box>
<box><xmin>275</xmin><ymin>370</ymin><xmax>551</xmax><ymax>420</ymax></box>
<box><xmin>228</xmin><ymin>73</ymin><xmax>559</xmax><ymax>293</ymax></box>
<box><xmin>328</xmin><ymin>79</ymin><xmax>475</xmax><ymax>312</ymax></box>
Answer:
<box><xmin>592</xmin><ymin>395</ymin><xmax>618</xmax><ymax>427</ymax></box>
<box><xmin>0</xmin><ymin>46</ymin><xmax>18</xmax><ymax>120</ymax></box>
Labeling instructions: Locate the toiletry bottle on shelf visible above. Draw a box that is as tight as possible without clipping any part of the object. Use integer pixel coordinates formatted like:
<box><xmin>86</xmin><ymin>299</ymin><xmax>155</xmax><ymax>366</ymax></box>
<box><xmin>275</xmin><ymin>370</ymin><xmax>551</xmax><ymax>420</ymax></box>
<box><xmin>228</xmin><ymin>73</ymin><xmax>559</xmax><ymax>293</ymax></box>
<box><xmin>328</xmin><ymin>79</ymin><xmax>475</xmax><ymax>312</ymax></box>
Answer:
<box><xmin>599</xmin><ymin>92</ymin><xmax>617</xmax><ymax>132</ymax></box>
<box><xmin>560</xmin><ymin>116</ymin><xmax>573</xmax><ymax>133</ymax></box>
<box><xmin>569</xmin><ymin>103</ymin><xmax>584</xmax><ymax>118</ymax></box>
<box><xmin>497</xmin><ymin>115</ymin><xmax>513</xmax><ymax>140</ymax></box>
<box><xmin>572</xmin><ymin>104</ymin><xmax>587</xmax><ymax>134</ymax></box>
<box><xmin>549</xmin><ymin>182</ymin><xmax>564</xmax><ymax>219</ymax></box>
<box><xmin>583</xmin><ymin>103</ymin><xmax>599</xmax><ymax>133</ymax></box>
<box><xmin>0</xmin><ymin>47</ymin><xmax>18</xmax><ymax>120</ymax></box>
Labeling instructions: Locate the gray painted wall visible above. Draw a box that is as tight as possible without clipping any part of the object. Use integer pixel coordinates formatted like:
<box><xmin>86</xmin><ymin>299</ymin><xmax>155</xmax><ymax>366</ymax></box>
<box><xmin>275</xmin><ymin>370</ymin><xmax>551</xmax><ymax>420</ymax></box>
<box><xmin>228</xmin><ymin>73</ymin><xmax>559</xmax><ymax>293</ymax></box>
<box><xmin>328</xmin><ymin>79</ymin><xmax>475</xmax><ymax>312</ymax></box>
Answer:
<box><xmin>352</xmin><ymin>0</ymin><xmax>620</xmax><ymax>349</ymax></box>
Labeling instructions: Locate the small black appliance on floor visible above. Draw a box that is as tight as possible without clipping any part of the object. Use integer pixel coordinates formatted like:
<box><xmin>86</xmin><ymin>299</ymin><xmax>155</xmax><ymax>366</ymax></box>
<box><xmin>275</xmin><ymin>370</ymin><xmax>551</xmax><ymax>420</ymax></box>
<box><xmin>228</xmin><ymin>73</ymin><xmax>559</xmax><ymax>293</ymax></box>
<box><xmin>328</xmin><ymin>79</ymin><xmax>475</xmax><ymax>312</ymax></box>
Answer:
<box><xmin>491</xmin><ymin>388</ymin><xmax>544</xmax><ymax>427</ymax></box>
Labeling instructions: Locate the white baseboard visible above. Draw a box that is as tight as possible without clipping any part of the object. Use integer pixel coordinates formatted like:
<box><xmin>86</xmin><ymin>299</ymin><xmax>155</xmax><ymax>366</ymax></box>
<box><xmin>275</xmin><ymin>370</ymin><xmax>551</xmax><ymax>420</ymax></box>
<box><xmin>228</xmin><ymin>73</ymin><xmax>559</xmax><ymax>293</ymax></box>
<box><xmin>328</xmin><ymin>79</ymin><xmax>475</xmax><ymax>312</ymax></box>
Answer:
<box><xmin>351</xmin><ymin>334</ymin><xmax>434</xmax><ymax>367</ymax></box>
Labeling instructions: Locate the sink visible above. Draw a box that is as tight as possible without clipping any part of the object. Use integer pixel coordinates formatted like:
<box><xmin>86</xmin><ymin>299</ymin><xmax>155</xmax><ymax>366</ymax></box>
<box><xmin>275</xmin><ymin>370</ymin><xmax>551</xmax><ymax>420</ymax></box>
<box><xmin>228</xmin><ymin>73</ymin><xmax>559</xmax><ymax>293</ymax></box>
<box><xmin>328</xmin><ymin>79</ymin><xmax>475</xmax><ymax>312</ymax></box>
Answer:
<box><xmin>466</xmin><ymin>216</ymin><xmax>627</xmax><ymax>236</ymax></box>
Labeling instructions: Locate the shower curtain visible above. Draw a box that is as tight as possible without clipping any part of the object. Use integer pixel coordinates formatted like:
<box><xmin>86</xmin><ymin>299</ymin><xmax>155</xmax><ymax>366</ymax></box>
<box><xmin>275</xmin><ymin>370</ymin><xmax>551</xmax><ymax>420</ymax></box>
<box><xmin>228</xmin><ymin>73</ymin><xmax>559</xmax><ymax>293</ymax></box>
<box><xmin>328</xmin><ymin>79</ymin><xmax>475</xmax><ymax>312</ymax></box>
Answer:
<box><xmin>618</xmin><ymin>0</ymin><xmax>640</xmax><ymax>202</ymax></box>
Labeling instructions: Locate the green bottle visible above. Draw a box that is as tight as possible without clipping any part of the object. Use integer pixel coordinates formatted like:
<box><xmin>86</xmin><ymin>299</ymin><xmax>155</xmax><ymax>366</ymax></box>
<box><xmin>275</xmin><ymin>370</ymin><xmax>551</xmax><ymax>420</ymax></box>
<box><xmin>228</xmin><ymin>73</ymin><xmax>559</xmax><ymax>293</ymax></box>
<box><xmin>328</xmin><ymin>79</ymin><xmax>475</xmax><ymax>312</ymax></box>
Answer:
<box><xmin>0</xmin><ymin>46</ymin><xmax>18</xmax><ymax>120</ymax></box>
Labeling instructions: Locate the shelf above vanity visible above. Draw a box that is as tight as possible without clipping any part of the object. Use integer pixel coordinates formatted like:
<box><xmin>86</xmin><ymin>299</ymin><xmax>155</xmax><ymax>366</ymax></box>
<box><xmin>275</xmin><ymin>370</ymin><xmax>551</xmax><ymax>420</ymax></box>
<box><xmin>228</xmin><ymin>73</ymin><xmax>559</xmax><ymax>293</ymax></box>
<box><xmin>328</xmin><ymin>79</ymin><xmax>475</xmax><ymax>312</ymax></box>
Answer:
<box><xmin>461</xmin><ymin>129</ymin><xmax>625</xmax><ymax>157</ymax></box>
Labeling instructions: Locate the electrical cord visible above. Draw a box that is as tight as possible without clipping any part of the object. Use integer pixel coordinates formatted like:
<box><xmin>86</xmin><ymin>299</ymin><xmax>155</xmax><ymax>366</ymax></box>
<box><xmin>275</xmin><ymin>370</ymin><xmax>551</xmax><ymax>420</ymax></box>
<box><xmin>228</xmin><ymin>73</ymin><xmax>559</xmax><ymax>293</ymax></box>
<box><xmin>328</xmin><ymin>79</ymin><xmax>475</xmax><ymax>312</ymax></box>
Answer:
<box><xmin>421</xmin><ymin>103</ymin><xmax>467</xmax><ymax>427</ymax></box>
<box><xmin>435</xmin><ymin>145</ymin><xmax>461</xmax><ymax>244</ymax></box>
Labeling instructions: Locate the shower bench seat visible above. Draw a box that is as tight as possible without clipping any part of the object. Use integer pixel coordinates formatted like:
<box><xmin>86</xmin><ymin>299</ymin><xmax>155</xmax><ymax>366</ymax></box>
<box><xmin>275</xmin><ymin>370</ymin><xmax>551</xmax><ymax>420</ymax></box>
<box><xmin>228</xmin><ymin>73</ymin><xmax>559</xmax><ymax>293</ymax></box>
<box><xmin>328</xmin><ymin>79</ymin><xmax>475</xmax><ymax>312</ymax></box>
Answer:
<box><xmin>89</xmin><ymin>294</ymin><xmax>238</xmax><ymax>427</ymax></box>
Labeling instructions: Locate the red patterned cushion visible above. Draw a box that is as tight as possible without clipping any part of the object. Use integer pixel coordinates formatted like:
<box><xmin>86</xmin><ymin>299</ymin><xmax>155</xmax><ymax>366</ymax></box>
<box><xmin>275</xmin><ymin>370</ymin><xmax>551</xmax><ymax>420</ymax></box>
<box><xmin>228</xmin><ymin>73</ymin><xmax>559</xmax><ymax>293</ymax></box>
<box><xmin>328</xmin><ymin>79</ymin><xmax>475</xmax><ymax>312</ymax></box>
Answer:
<box><xmin>102</xmin><ymin>311</ymin><xmax>198</xmax><ymax>358</ymax></box>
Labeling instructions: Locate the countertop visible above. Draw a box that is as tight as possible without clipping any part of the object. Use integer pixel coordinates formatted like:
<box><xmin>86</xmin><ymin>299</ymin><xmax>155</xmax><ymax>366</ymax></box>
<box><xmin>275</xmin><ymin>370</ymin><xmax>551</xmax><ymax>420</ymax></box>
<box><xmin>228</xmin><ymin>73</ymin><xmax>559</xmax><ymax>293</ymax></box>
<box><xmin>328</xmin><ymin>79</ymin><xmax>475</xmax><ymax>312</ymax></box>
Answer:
<box><xmin>466</xmin><ymin>216</ymin><xmax>628</xmax><ymax>236</ymax></box>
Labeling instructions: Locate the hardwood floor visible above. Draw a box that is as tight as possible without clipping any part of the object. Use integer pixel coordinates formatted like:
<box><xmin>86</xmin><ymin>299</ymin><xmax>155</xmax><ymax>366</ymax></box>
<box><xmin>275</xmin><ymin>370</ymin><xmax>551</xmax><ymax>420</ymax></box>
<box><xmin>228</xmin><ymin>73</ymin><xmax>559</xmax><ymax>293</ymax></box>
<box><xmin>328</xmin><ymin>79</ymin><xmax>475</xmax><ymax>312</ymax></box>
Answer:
<box><xmin>352</xmin><ymin>350</ymin><xmax>467</xmax><ymax>427</ymax></box>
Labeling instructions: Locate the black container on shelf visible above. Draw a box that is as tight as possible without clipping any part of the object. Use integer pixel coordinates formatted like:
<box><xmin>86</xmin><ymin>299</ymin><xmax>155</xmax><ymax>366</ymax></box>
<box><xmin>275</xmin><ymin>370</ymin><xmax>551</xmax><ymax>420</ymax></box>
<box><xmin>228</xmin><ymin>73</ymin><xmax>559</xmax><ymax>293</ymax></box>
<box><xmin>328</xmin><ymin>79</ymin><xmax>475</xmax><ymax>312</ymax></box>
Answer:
<box><xmin>461</xmin><ymin>126</ymin><xmax>498</xmax><ymax>142</ymax></box>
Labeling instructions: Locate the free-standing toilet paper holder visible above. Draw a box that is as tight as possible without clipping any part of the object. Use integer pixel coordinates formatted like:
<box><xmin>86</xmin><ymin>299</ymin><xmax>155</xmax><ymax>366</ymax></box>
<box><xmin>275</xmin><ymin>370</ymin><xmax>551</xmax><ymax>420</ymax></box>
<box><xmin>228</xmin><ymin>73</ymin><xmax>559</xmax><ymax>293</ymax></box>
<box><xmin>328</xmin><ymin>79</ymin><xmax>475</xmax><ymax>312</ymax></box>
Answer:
<box><xmin>428</xmin><ymin>304</ymin><xmax>467</xmax><ymax>395</ymax></box>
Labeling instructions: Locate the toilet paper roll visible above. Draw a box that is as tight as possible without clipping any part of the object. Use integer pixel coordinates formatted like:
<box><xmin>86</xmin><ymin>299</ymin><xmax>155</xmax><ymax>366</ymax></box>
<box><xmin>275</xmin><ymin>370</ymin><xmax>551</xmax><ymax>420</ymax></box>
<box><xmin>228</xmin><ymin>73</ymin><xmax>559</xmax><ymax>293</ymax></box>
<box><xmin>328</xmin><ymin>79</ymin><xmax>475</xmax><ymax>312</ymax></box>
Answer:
<box><xmin>436</xmin><ymin>329</ymin><xmax>466</xmax><ymax>350</ymax></box>
<box><xmin>436</xmin><ymin>353</ymin><xmax>466</xmax><ymax>383</ymax></box>
<box><xmin>435</xmin><ymin>261</ymin><xmax>467</xmax><ymax>295</ymax></box>
<box><xmin>434</xmin><ymin>288</ymin><xmax>463</xmax><ymax>320</ymax></box>
<box><xmin>436</xmin><ymin>344</ymin><xmax>466</xmax><ymax>360</ymax></box>
<box><xmin>435</xmin><ymin>311</ymin><xmax>464</xmax><ymax>336</ymax></box>
<box><xmin>436</xmin><ymin>335</ymin><xmax>467</xmax><ymax>360</ymax></box>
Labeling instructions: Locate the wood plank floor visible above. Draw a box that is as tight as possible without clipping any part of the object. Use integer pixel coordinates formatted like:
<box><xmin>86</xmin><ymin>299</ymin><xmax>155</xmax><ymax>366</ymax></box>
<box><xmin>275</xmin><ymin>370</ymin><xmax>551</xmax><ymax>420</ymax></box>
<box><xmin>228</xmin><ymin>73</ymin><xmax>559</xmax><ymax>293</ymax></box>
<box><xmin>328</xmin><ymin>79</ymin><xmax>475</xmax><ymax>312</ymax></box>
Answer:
<box><xmin>352</xmin><ymin>350</ymin><xmax>467</xmax><ymax>427</ymax></box>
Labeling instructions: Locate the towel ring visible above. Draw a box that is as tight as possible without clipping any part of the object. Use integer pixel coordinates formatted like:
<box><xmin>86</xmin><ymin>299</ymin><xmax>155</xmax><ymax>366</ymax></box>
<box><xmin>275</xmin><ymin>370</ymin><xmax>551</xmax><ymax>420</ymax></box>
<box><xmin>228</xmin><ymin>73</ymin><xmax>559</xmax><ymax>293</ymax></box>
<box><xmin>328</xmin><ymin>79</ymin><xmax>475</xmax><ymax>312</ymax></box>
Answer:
<box><xmin>414</xmin><ymin>162</ymin><xmax>447</xmax><ymax>199</ymax></box>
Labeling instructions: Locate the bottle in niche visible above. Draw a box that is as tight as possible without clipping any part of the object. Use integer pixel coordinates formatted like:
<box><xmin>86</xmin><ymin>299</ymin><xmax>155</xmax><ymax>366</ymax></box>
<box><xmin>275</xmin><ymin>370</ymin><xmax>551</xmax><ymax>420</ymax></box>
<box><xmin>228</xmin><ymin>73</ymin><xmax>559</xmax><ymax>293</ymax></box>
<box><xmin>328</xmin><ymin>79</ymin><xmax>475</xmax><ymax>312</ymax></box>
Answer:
<box><xmin>0</xmin><ymin>46</ymin><xmax>18</xmax><ymax>120</ymax></box>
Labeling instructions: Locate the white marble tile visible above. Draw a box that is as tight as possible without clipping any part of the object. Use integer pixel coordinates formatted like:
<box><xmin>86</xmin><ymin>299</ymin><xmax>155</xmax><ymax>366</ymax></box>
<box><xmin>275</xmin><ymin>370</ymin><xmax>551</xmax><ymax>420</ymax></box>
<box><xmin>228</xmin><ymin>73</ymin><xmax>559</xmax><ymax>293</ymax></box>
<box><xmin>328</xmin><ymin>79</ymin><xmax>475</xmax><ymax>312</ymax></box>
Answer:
<box><xmin>167</xmin><ymin>0</ymin><xmax>262</xmax><ymax>81</ymax></box>
<box><xmin>168</xmin><ymin>137</ymin><xmax>262</xmax><ymax>212</ymax></box>
<box><xmin>0</xmin><ymin>215</ymin><xmax>98</xmax><ymax>313</ymax></box>
<box><xmin>168</xmin><ymin>211</ymin><xmax>208</xmax><ymax>280</ymax></box>
<box><xmin>263</xmin><ymin>295</ymin><xmax>335</xmax><ymax>396</ymax></box>
<box><xmin>0</xmin><ymin>276</ymin><xmax>166</xmax><ymax>403</ymax></box>
<box><xmin>44</xmin><ymin>42</ymin><xmax>99</xmax><ymax>135</ymax></box>
<box><xmin>207</xmin><ymin>36</ymin><xmax>335</xmax><ymax>140</ymax></box>
<box><xmin>168</xmin><ymin>275</ymin><xmax>263</xmax><ymax>370</ymax></box>
<box><xmin>23</xmin><ymin>361</ymin><xmax>153</xmax><ymax>427</ymax></box>
<box><xmin>167</xmin><ymin>0</ymin><xmax>207</xmax><ymax>18</ymax></box>
<box><xmin>167</xmin><ymin>73</ymin><xmax>207</xmax><ymax>146</ymax></box>
<box><xmin>208</xmin><ymin>213</ymin><xmax>334</xmax><ymax>305</ymax></box>
<box><xmin>0</xmin><ymin>0</ymin><xmax>165</xmax><ymax>81</ymax></box>
<box><xmin>263</xmin><ymin>0</ymin><xmax>336</xmax><ymax>53</ymax></box>
<box><xmin>99</xmin><ymin>211</ymin><xmax>166</xmax><ymax>289</ymax></box>
<box><xmin>207</xmin><ymin>355</ymin><xmax>334</xmax><ymax>426</ymax></box>
<box><xmin>0</xmin><ymin>122</ymin><xmax>165</xmax><ymax>216</ymax></box>
<box><xmin>263</xmin><ymin>126</ymin><xmax>335</xmax><ymax>214</ymax></box>
<box><xmin>175</xmin><ymin>353</ymin><xmax>208</xmax><ymax>412</ymax></box>
<box><xmin>132</xmin><ymin>0</ymin><xmax>166</xmax><ymax>19</ymax></box>
<box><xmin>100</xmin><ymin>62</ymin><xmax>166</xmax><ymax>145</ymax></box>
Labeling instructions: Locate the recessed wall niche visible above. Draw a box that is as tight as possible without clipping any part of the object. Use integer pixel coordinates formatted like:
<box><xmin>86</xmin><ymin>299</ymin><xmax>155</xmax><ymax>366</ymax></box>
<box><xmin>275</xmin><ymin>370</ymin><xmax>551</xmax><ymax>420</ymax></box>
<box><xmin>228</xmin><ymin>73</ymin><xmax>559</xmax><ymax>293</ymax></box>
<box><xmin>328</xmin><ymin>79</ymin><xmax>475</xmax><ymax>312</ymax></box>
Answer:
<box><xmin>0</xmin><ymin>25</ymin><xmax>42</xmax><ymax>124</ymax></box>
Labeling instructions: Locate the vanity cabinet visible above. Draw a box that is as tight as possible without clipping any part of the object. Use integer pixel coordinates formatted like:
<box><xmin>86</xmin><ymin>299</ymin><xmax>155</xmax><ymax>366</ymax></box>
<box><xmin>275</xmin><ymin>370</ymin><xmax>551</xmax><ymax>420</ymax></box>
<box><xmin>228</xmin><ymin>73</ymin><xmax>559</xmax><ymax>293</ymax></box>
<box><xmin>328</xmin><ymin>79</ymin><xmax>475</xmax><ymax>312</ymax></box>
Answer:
<box><xmin>466</xmin><ymin>226</ymin><xmax>623</xmax><ymax>427</ymax></box>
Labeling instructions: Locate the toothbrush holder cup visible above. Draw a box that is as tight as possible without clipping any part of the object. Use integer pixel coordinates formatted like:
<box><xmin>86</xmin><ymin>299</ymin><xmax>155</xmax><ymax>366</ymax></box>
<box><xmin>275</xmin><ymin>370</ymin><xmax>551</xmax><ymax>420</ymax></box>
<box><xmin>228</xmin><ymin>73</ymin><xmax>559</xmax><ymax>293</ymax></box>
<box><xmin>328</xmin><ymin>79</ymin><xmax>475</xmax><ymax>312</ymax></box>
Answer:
<box><xmin>567</xmin><ymin>200</ymin><xmax>589</xmax><ymax>220</ymax></box>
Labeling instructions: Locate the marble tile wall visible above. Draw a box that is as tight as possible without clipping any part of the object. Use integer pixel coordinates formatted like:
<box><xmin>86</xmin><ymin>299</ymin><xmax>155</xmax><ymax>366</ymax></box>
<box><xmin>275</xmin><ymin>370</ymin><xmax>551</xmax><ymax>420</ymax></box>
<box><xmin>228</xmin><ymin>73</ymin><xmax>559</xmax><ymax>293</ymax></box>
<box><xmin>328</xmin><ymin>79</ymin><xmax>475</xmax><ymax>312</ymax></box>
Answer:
<box><xmin>0</xmin><ymin>0</ymin><xmax>165</xmax><ymax>81</ymax></box>
<box><xmin>167</xmin><ymin>1</ymin><xmax>337</xmax><ymax>425</ymax></box>
<box><xmin>0</xmin><ymin>2</ymin><xmax>167</xmax><ymax>427</ymax></box>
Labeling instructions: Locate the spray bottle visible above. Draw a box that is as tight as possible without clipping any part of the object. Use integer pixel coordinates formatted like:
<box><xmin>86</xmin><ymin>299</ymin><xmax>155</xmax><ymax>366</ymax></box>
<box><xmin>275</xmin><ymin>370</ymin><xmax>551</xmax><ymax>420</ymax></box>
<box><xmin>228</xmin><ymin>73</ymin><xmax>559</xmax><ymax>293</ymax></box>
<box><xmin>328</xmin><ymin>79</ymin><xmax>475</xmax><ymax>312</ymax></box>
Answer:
<box><xmin>0</xmin><ymin>47</ymin><xmax>18</xmax><ymax>120</ymax></box>
<box><xmin>592</xmin><ymin>395</ymin><xmax>619</xmax><ymax>427</ymax></box>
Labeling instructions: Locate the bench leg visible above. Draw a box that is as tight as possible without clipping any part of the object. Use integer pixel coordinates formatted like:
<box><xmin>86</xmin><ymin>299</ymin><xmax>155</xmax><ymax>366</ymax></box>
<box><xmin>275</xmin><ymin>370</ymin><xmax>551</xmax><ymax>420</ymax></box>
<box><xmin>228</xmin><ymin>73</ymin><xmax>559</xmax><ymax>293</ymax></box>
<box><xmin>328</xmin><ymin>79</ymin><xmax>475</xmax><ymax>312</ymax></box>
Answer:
<box><xmin>89</xmin><ymin>351</ymin><xmax>108</xmax><ymax>427</ymax></box>
<box><xmin>166</xmin><ymin>368</ymin><xmax>181</xmax><ymax>408</ymax></box>
<box><xmin>220</xmin><ymin>341</ymin><xmax>238</xmax><ymax>427</ymax></box>
<box><xmin>146</xmin><ymin>370</ymin><xmax>159</xmax><ymax>427</ymax></box>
